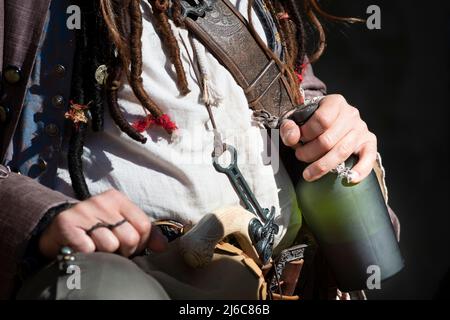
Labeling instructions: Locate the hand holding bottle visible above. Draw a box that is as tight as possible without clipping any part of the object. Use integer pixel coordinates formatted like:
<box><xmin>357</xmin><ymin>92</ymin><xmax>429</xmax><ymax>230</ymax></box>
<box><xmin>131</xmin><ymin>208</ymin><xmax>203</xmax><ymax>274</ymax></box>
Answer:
<box><xmin>278</xmin><ymin>94</ymin><xmax>403</xmax><ymax>291</ymax></box>
<box><xmin>279</xmin><ymin>94</ymin><xmax>377</xmax><ymax>184</ymax></box>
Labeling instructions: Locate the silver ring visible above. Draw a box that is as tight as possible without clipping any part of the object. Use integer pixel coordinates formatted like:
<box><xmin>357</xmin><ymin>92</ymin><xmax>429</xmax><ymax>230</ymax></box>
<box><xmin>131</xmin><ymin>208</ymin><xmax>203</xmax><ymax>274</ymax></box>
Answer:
<box><xmin>86</xmin><ymin>219</ymin><xmax>128</xmax><ymax>236</ymax></box>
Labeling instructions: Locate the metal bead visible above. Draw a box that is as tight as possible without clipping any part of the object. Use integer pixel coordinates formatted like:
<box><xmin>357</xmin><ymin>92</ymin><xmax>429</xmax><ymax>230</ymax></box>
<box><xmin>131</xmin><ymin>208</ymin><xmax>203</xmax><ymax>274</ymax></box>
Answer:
<box><xmin>52</xmin><ymin>95</ymin><xmax>65</xmax><ymax>108</ymax></box>
<box><xmin>54</xmin><ymin>64</ymin><xmax>66</xmax><ymax>77</ymax></box>
<box><xmin>63</xmin><ymin>255</ymin><xmax>76</xmax><ymax>262</ymax></box>
<box><xmin>3</xmin><ymin>65</ymin><xmax>21</xmax><ymax>84</ymax></box>
<box><xmin>60</xmin><ymin>246</ymin><xmax>73</xmax><ymax>256</ymax></box>
<box><xmin>95</xmin><ymin>65</ymin><xmax>108</xmax><ymax>85</ymax></box>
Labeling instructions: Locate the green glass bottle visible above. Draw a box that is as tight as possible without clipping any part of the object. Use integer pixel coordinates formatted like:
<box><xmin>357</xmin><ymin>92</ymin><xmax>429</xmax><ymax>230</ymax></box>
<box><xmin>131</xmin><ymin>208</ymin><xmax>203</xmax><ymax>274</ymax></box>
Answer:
<box><xmin>296</xmin><ymin>155</ymin><xmax>404</xmax><ymax>291</ymax></box>
<box><xmin>289</xmin><ymin>101</ymin><xmax>404</xmax><ymax>291</ymax></box>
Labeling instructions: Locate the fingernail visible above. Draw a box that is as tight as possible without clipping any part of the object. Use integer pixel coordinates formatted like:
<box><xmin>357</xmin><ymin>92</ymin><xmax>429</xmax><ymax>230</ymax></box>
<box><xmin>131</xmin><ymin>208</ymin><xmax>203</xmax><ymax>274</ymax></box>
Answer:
<box><xmin>284</xmin><ymin>129</ymin><xmax>294</xmax><ymax>142</ymax></box>
<box><xmin>286</xmin><ymin>129</ymin><xmax>294</xmax><ymax>138</ymax></box>
<box><xmin>347</xmin><ymin>171</ymin><xmax>359</xmax><ymax>184</ymax></box>
<box><xmin>303</xmin><ymin>169</ymin><xmax>312</xmax><ymax>181</ymax></box>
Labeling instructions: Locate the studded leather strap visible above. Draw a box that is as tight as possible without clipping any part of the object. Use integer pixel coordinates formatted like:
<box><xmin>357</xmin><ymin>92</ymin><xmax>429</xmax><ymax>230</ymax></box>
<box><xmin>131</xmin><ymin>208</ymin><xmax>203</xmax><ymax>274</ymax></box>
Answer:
<box><xmin>183</xmin><ymin>0</ymin><xmax>298</xmax><ymax>118</ymax></box>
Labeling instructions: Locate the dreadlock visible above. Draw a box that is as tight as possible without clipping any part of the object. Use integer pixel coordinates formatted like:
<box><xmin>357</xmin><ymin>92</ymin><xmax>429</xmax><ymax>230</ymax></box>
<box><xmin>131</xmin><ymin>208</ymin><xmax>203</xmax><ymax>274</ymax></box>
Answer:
<box><xmin>67</xmin><ymin>0</ymin><xmax>357</xmax><ymax>200</ymax></box>
<box><xmin>149</xmin><ymin>0</ymin><xmax>190</xmax><ymax>95</ymax></box>
<box><xmin>68</xmin><ymin>1</ymin><xmax>92</xmax><ymax>200</ymax></box>
<box><xmin>101</xmin><ymin>0</ymin><xmax>149</xmax><ymax>143</ymax></box>
<box><xmin>68</xmin><ymin>0</ymin><xmax>128</xmax><ymax>200</ymax></box>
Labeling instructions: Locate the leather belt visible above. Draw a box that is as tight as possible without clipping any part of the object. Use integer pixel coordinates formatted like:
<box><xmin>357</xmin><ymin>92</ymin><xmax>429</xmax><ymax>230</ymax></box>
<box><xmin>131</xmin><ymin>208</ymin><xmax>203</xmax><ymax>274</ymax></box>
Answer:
<box><xmin>182</xmin><ymin>0</ymin><xmax>297</xmax><ymax>119</ymax></box>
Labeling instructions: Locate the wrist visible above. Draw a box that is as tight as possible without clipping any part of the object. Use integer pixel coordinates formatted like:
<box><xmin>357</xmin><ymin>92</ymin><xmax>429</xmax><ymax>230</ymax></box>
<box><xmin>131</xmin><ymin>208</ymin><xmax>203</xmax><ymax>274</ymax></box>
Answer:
<box><xmin>19</xmin><ymin>202</ymin><xmax>76</xmax><ymax>281</ymax></box>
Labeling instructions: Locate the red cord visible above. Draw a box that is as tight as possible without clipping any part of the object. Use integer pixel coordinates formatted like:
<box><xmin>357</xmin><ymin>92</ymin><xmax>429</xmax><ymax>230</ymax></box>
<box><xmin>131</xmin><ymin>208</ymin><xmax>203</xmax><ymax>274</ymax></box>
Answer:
<box><xmin>132</xmin><ymin>114</ymin><xmax>178</xmax><ymax>134</ymax></box>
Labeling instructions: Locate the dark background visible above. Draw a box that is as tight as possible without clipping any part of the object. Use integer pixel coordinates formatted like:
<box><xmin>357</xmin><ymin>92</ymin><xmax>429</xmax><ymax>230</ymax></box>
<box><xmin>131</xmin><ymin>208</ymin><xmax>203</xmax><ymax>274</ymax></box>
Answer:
<box><xmin>313</xmin><ymin>0</ymin><xmax>449</xmax><ymax>299</ymax></box>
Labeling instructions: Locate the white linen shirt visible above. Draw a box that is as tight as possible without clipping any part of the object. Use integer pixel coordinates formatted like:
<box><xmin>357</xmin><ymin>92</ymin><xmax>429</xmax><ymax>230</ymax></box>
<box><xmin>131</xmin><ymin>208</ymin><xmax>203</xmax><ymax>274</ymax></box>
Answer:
<box><xmin>55</xmin><ymin>0</ymin><xmax>301</xmax><ymax>248</ymax></box>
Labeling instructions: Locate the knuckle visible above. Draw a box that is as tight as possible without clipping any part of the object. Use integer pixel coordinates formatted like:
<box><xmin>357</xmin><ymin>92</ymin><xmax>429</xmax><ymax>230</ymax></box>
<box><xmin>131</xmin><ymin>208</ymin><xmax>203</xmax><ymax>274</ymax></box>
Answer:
<box><xmin>337</xmin><ymin>142</ymin><xmax>352</xmax><ymax>158</ymax></box>
<box><xmin>337</xmin><ymin>94</ymin><xmax>346</xmax><ymax>102</ymax></box>
<box><xmin>121</xmin><ymin>230</ymin><xmax>140</xmax><ymax>248</ymax></box>
<box><xmin>136</xmin><ymin>218</ymin><xmax>151</xmax><ymax>237</ymax></box>
<box><xmin>107</xmin><ymin>189</ymin><xmax>129</xmax><ymax>206</ymax></box>
<box><xmin>71</xmin><ymin>201</ymin><xmax>87</xmax><ymax>212</ymax></box>
<box><xmin>349</xmin><ymin>106</ymin><xmax>360</xmax><ymax>118</ymax></box>
<box><xmin>74</xmin><ymin>240</ymin><xmax>95</xmax><ymax>253</ymax></box>
<box><xmin>90</xmin><ymin>194</ymin><xmax>106</xmax><ymax>207</ymax></box>
<box><xmin>315</xmin><ymin>161</ymin><xmax>329</xmax><ymax>175</ymax></box>
<box><xmin>370</xmin><ymin>132</ymin><xmax>377</xmax><ymax>144</ymax></box>
<box><xmin>371</xmin><ymin>136</ymin><xmax>378</xmax><ymax>151</ymax></box>
<box><xmin>87</xmin><ymin>198</ymin><xmax>111</xmax><ymax>216</ymax></box>
<box><xmin>364</xmin><ymin>132</ymin><xmax>377</xmax><ymax>148</ymax></box>
<box><xmin>104</xmin><ymin>238</ymin><xmax>120</xmax><ymax>253</ymax></box>
<box><xmin>295</xmin><ymin>147</ymin><xmax>309</xmax><ymax>162</ymax></box>
<box><xmin>315</xmin><ymin>110</ymin><xmax>333</xmax><ymax>131</ymax></box>
<box><xmin>105</xmin><ymin>188</ymin><xmax>122</xmax><ymax>200</ymax></box>
<box><xmin>54</xmin><ymin>212</ymin><xmax>72</xmax><ymax>229</ymax></box>
<box><xmin>359</xmin><ymin>120</ymin><xmax>368</xmax><ymax>131</ymax></box>
<box><xmin>333</xmin><ymin>94</ymin><xmax>347</xmax><ymax>104</ymax></box>
<box><xmin>318</xmin><ymin>133</ymin><xmax>334</xmax><ymax>151</ymax></box>
<box><xmin>103</xmin><ymin>188</ymin><xmax>117</xmax><ymax>197</ymax></box>
<box><xmin>109</xmin><ymin>188</ymin><xmax>120</xmax><ymax>195</ymax></box>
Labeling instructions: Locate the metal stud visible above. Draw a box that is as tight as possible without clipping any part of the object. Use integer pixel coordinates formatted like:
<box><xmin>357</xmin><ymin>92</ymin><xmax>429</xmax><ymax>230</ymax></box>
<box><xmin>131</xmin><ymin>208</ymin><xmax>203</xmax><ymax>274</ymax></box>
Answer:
<box><xmin>3</xmin><ymin>65</ymin><xmax>21</xmax><ymax>84</ymax></box>
<box><xmin>54</xmin><ymin>64</ymin><xmax>66</xmax><ymax>77</ymax></box>
<box><xmin>52</xmin><ymin>95</ymin><xmax>65</xmax><ymax>108</ymax></box>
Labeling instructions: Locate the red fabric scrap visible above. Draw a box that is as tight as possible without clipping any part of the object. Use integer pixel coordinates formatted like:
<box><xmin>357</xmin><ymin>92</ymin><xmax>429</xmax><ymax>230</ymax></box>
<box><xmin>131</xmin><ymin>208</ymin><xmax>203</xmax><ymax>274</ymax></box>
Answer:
<box><xmin>132</xmin><ymin>114</ymin><xmax>177</xmax><ymax>134</ymax></box>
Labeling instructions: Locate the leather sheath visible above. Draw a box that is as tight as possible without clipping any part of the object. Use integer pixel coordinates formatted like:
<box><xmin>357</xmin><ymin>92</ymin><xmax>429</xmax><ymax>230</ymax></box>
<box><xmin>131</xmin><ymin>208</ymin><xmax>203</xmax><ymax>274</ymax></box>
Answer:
<box><xmin>183</xmin><ymin>0</ymin><xmax>297</xmax><ymax>118</ymax></box>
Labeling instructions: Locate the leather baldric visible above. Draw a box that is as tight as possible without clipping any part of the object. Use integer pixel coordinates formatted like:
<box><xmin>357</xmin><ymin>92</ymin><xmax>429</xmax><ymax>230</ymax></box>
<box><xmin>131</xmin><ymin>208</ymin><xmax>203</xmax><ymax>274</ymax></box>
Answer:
<box><xmin>182</xmin><ymin>0</ymin><xmax>298</xmax><ymax>119</ymax></box>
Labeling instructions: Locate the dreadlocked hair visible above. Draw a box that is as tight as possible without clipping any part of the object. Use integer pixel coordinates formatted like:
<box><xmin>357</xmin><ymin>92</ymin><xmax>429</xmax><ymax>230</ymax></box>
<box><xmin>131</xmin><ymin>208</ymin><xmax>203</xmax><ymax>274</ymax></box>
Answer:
<box><xmin>283</xmin><ymin>0</ymin><xmax>364</xmax><ymax>64</ymax></box>
<box><xmin>107</xmin><ymin>59</ymin><xmax>148</xmax><ymax>144</ymax></box>
<box><xmin>68</xmin><ymin>0</ymin><xmax>122</xmax><ymax>200</ymax></box>
<box><xmin>99</xmin><ymin>0</ymin><xmax>181</xmax><ymax>134</ymax></box>
<box><xmin>149</xmin><ymin>0</ymin><xmax>190</xmax><ymax>95</ymax></box>
<box><xmin>68</xmin><ymin>1</ymin><xmax>92</xmax><ymax>200</ymax></box>
<box><xmin>253</xmin><ymin>0</ymin><xmax>363</xmax><ymax>101</ymax></box>
<box><xmin>171</xmin><ymin>0</ymin><xmax>185</xmax><ymax>27</ymax></box>
<box><xmin>100</xmin><ymin>0</ymin><xmax>150</xmax><ymax>142</ymax></box>
<box><xmin>67</xmin><ymin>0</ymin><xmax>181</xmax><ymax>199</ymax></box>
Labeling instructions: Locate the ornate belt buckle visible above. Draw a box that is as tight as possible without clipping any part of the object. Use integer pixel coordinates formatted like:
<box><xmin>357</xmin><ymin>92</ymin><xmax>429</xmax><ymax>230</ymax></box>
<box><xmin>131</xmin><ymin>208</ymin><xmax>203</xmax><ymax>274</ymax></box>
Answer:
<box><xmin>270</xmin><ymin>244</ymin><xmax>307</xmax><ymax>291</ymax></box>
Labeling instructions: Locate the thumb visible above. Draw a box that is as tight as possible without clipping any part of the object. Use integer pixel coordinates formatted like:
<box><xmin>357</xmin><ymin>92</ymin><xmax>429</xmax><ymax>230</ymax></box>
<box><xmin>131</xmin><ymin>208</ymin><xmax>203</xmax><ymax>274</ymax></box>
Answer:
<box><xmin>280</xmin><ymin>119</ymin><xmax>301</xmax><ymax>147</ymax></box>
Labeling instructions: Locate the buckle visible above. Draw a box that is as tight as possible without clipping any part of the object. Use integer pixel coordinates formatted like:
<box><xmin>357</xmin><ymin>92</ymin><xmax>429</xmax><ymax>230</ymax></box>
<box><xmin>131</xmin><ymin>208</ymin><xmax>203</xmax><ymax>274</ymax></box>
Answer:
<box><xmin>270</xmin><ymin>244</ymin><xmax>307</xmax><ymax>291</ymax></box>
